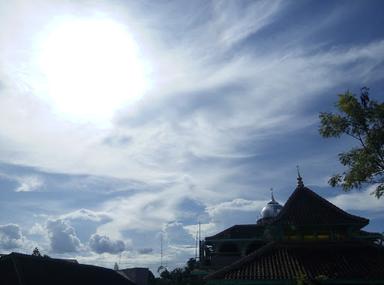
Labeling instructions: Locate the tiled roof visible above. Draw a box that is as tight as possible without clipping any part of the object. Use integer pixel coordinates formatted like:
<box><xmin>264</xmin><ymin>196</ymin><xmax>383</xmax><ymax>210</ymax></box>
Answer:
<box><xmin>272</xmin><ymin>186</ymin><xmax>369</xmax><ymax>227</ymax></box>
<box><xmin>205</xmin><ymin>241</ymin><xmax>384</xmax><ymax>281</ymax></box>
<box><xmin>0</xmin><ymin>252</ymin><xmax>135</xmax><ymax>285</ymax></box>
<box><xmin>206</xmin><ymin>224</ymin><xmax>265</xmax><ymax>240</ymax></box>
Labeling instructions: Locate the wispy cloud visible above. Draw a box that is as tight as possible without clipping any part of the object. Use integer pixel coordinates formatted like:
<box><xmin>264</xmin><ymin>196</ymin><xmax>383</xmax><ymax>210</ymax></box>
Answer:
<box><xmin>0</xmin><ymin>171</ymin><xmax>44</xmax><ymax>192</ymax></box>
<box><xmin>211</xmin><ymin>0</ymin><xmax>283</xmax><ymax>48</ymax></box>
<box><xmin>15</xmin><ymin>175</ymin><xmax>44</xmax><ymax>192</ymax></box>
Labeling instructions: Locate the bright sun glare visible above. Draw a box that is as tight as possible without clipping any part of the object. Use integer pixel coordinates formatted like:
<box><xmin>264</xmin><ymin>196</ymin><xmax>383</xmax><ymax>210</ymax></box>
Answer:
<box><xmin>37</xmin><ymin>18</ymin><xmax>147</xmax><ymax>122</ymax></box>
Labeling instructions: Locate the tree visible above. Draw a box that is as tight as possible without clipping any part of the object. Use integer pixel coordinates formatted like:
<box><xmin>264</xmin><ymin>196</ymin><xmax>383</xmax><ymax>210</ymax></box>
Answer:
<box><xmin>319</xmin><ymin>87</ymin><xmax>384</xmax><ymax>198</ymax></box>
<box><xmin>156</xmin><ymin>258</ymin><xmax>203</xmax><ymax>285</ymax></box>
<box><xmin>32</xmin><ymin>247</ymin><xmax>42</xmax><ymax>257</ymax></box>
<box><xmin>114</xmin><ymin>262</ymin><xmax>119</xmax><ymax>270</ymax></box>
<box><xmin>186</xmin><ymin>258</ymin><xmax>197</xmax><ymax>272</ymax></box>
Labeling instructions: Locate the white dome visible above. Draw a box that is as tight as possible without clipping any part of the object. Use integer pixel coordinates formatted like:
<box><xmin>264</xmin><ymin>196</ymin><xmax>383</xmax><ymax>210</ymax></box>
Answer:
<box><xmin>260</xmin><ymin>193</ymin><xmax>283</xmax><ymax>219</ymax></box>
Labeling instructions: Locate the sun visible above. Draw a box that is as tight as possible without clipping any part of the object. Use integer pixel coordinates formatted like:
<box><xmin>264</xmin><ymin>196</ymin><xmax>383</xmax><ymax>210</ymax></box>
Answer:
<box><xmin>37</xmin><ymin>18</ymin><xmax>147</xmax><ymax>123</ymax></box>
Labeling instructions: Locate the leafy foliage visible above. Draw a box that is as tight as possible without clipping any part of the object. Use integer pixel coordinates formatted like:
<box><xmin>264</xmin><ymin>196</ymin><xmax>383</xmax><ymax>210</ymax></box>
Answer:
<box><xmin>32</xmin><ymin>247</ymin><xmax>42</xmax><ymax>257</ymax></box>
<box><xmin>156</xmin><ymin>258</ymin><xmax>204</xmax><ymax>285</ymax></box>
<box><xmin>319</xmin><ymin>87</ymin><xmax>384</xmax><ymax>198</ymax></box>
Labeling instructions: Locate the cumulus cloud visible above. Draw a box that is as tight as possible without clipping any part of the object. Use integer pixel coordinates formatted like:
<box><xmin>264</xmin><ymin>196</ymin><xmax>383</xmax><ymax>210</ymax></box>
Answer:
<box><xmin>29</xmin><ymin>223</ymin><xmax>46</xmax><ymax>236</ymax></box>
<box><xmin>163</xmin><ymin>221</ymin><xmax>195</xmax><ymax>247</ymax></box>
<box><xmin>0</xmin><ymin>224</ymin><xmax>25</xmax><ymax>249</ymax></box>
<box><xmin>46</xmin><ymin>219</ymin><xmax>81</xmax><ymax>253</ymax></box>
<box><xmin>89</xmin><ymin>233</ymin><xmax>126</xmax><ymax>254</ymax></box>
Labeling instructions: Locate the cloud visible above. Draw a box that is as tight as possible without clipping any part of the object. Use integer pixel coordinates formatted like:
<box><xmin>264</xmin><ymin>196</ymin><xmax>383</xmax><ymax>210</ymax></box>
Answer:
<box><xmin>46</xmin><ymin>219</ymin><xmax>81</xmax><ymax>253</ymax></box>
<box><xmin>60</xmin><ymin>208</ymin><xmax>111</xmax><ymax>223</ymax></box>
<box><xmin>29</xmin><ymin>223</ymin><xmax>46</xmax><ymax>236</ymax></box>
<box><xmin>163</xmin><ymin>221</ymin><xmax>195</xmax><ymax>247</ymax></box>
<box><xmin>329</xmin><ymin>185</ymin><xmax>383</xmax><ymax>213</ymax></box>
<box><xmin>137</xmin><ymin>248</ymin><xmax>153</xmax><ymax>254</ymax></box>
<box><xmin>89</xmin><ymin>233</ymin><xmax>126</xmax><ymax>254</ymax></box>
<box><xmin>0</xmin><ymin>0</ymin><xmax>383</xmax><ymax>272</ymax></box>
<box><xmin>0</xmin><ymin>0</ymin><xmax>382</xmax><ymax>188</ymax></box>
<box><xmin>211</xmin><ymin>0</ymin><xmax>283</xmax><ymax>48</ymax></box>
<box><xmin>15</xmin><ymin>175</ymin><xmax>44</xmax><ymax>192</ymax></box>
<box><xmin>206</xmin><ymin>199</ymin><xmax>268</xmax><ymax>227</ymax></box>
<box><xmin>0</xmin><ymin>224</ymin><xmax>25</xmax><ymax>250</ymax></box>
<box><xmin>96</xmin><ymin>188</ymin><xmax>184</xmax><ymax>239</ymax></box>
<box><xmin>0</xmin><ymin>171</ymin><xmax>44</xmax><ymax>192</ymax></box>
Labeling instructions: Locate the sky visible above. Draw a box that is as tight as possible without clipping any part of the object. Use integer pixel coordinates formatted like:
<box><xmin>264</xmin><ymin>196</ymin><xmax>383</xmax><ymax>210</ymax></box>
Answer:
<box><xmin>0</xmin><ymin>0</ymin><xmax>383</xmax><ymax>273</ymax></box>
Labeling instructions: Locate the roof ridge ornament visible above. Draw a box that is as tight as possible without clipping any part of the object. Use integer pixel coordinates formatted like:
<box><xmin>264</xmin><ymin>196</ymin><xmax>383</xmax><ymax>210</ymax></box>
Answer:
<box><xmin>296</xmin><ymin>165</ymin><xmax>304</xmax><ymax>188</ymax></box>
<box><xmin>270</xmin><ymin>188</ymin><xmax>276</xmax><ymax>202</ymax></box>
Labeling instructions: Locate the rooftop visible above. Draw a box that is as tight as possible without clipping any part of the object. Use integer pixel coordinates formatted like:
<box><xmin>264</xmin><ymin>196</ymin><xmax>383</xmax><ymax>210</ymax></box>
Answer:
<box><xmin>0</xmin><ymin>252</ymin><xmax>134</xmax><ymax>285</ymax></box>
<box><xmin>206</xmin><ymin>240</ymin><xmax>384</xmax><ymax>281</ymax></box>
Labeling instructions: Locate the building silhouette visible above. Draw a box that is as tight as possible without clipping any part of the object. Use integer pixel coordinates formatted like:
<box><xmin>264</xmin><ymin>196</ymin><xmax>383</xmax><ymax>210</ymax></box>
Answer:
<box><xmin>201</xmin><ymin>175</ymin><xmax>384</xmax><ymax>284</ymax></box>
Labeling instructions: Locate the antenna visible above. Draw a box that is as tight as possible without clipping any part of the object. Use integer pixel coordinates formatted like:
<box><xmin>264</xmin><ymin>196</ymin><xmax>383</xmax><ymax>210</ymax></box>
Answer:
<box><xmin>160</xmin><ymin>233</ymin><xmax>163</xmax><ymax>267</ymax></box>
<box><xmin>199</xmin><ymin>221</ymin><xmax>201</xmax><ymax>242</ymax></box>
<box><xmin>194</xmin><ymin>225</ymin><xmax>198</xmax><ymax>260</ymax></box>
<box><xmin>157</xmin><ymin>232</ymin><xmax>167</xmax><ymax>273</ymax></box>
<box><xmin>198</xmin><ymin>221</ymin><xmax>201</xmax><ymax>261</ymax></box>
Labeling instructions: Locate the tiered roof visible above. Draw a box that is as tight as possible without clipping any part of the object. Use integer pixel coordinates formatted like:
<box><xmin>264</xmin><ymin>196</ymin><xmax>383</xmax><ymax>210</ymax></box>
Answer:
<box><xmin>272</xmin><ymin>182</ymin><xmax>368</xmax><ymax>227</ymax></box>
<box><xmin>205</xmin><ymin>176</ymin><xmax>382</xmax><ymax>283</ymax></box>
<box><xmin>206</xmin><ymin>224</ymin><xmax>265</xmax><ymax>240</ymax></box>
<box><xmin>206</xmin><ymin>241</ymin><xmax>384</xmax><ymax>281</ymax></box>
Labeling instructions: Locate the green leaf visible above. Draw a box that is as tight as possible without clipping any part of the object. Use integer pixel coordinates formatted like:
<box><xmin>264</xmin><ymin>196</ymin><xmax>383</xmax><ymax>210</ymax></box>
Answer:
<box><xmin>319</xmin><ymin>88</ymin><xmax>384</xmax><ymax>199</ymax></box>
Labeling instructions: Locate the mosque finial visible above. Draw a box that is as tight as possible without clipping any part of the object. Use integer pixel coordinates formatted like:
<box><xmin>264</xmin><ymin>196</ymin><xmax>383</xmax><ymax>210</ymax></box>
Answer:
<box><xmin>296</xmin><ymin>165</ymin><xmax>304</xmax><ymax>188</ymax></box>
<box><xmin>270</xmin><ymin>188</ymin><xmax>275</xmax><ymax>202</ymax></box>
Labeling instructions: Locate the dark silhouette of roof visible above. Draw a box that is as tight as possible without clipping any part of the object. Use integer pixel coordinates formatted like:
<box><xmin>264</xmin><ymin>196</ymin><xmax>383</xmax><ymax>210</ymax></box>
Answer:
<box><xmin>206</xmin><ymin>184</ymin><xmax>368</xmax><ymax>242</ymax></box>
<box><xmin>206</xmin><ymin>224</ymin><xmax>265</xmax><ymax>240</ymax></box>
<box><xmin>272</xmin><ymin>185</ymin><xmax>369</xmax><ymax>227</ymax></box>
<box><xmin>0</xmin><ymin>252</ymin><xmax>135</xmax><ymax>285</ymax></box>
<box><xmin>205</xmin><ymin>240</ymin><xmax>384</xmax><ymax>281</ymax></box>
<box><xmin>119</xmin><ymin>267</ymin><xmax>153</xmax><ymax>285</ymax></box>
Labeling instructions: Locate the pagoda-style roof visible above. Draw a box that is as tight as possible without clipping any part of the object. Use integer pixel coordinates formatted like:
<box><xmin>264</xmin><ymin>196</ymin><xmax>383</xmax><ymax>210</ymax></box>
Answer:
<box><xmin>205</xmin><ymin>240</ymin><xmax>384</xmax><ymax>282</ymax></box>
<box><xmin>206</xmin><ymin>224</ymin><xmax>265</xmax><ymax>240</ymax></box>
<box><xmin>272</xmin><ymin>185</ymin><xmax>369</xmax><ymax>227</ymax></box>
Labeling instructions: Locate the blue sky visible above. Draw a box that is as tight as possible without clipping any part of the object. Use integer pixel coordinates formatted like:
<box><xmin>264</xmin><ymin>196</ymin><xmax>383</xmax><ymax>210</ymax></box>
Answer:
<box><xmin>0</xmin><ymin>0</ymin><xmax>383</xmax><ymax>273</ymax></box>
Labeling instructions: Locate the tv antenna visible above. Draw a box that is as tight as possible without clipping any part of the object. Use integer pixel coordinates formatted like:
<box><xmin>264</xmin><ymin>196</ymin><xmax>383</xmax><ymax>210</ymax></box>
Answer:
<box><xmin>157</xmin><ymin>232</ymin><xmax>167</xmax><ymax>273</ymax></box>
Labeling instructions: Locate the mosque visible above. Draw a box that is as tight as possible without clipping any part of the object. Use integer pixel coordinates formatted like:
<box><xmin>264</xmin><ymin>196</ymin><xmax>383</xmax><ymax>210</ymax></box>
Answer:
<box><xmin>199</xmin><ymin>175</ymin><xmax>384</xmax><ymax>284</ymax></box>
